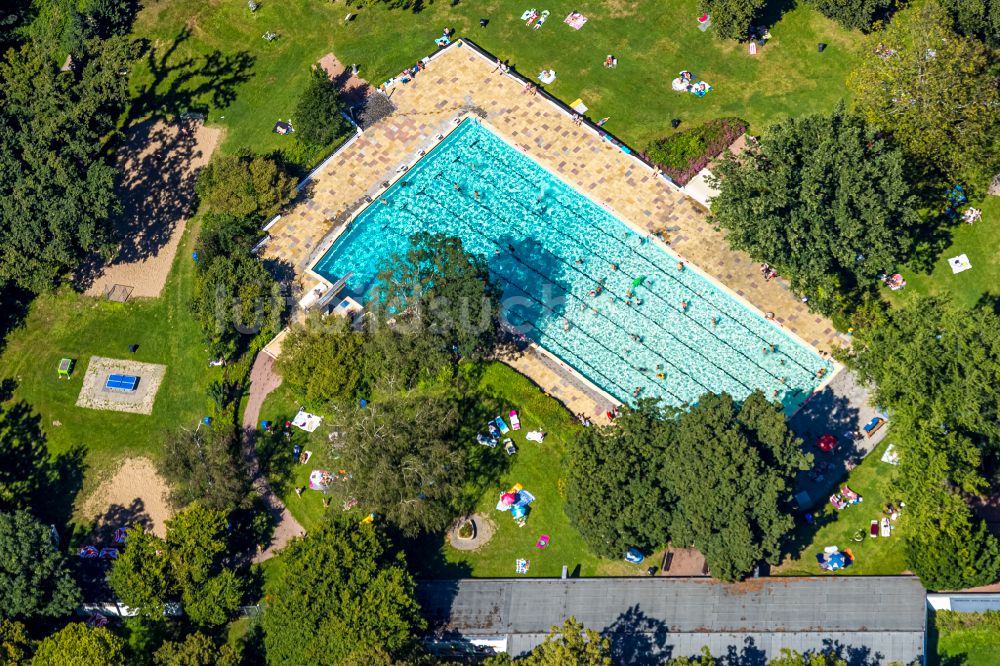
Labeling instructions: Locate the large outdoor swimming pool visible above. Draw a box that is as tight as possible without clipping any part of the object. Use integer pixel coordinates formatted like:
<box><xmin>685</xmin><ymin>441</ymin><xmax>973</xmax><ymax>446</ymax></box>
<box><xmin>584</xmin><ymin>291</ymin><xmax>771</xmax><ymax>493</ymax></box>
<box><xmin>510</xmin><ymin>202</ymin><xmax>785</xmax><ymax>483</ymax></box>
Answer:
<box><xmin>313</xmin><ymin>119</ymin><xmax>832</xmax><ymax>411</ymax></box>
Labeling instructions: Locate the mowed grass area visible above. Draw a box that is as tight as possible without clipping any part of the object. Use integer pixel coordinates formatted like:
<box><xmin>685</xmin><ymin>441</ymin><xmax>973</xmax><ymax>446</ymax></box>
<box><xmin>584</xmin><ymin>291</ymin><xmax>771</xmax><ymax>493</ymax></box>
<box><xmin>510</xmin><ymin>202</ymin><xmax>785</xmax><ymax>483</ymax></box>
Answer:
<box><xmin>890</xmin><ymin>198</ymin><xmax>1000</xmax><ymax>309</ymax></box>
<box><xmin>257</xmin><ymin>362</ymin><xmax>650</xmax><ymax>577</ymax></box>
<box><xmin>132</xmin><ymin>0</ymin><xmax>863</xmax><ymax>169</ymax></box>
<box><xmin>773</xmin><ymin>439</ymin><xmax>907</xmax><ymax>576</ymax></box>
<box><xmin>0</xmin><ymin>223</ymin><xmax>217</xmax><ymax>494</ymax></box>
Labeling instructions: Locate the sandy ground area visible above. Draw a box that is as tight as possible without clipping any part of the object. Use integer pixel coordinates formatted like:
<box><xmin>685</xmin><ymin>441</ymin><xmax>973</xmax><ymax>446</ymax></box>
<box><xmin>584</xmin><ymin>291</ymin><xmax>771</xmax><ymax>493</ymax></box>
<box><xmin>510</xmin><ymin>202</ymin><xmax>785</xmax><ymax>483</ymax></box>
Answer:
<box><xmin>81</xmin><ymin>457</ymin><xmax>172</xmax><ymax>538</ymax></box>
<box><xmin>447</xmin><ymin>513</ymin><xmax>496</xmax><ymax>551</ymax></box>
<box><xmin>80</xmin><ymin>118</ymin><xmax>222</xmax><ymax>299</ymax></box>
<box><xmin>317</xmin><ymin>53</ymin><xmax>372</xmax><ymax>109</ymax></box>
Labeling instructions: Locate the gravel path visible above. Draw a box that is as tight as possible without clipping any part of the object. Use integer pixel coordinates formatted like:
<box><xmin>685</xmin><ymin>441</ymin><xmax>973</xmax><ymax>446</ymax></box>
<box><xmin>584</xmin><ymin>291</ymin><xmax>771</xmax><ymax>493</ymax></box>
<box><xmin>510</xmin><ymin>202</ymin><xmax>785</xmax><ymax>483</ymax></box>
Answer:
<box><xmin>242</xmin><ymin>352</ymin><xmax>304</xmax><ymax>562</ymax></box>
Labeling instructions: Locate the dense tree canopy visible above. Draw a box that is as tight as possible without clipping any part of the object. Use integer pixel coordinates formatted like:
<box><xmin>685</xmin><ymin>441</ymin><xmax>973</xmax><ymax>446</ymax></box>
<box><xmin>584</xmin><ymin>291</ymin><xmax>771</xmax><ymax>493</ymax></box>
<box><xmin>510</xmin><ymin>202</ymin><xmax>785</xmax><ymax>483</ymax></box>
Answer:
<box><xmin>108</xmin><ymin>528</ymin><xmax>173</xmax><ymax>619</ymax></box>
<box><xmin>0</xmin><ymin>510</ymin><xmax>79</xmax><ymax>619</ymax></box>
<box><xmin>806</xmin><ymin>0</ymin><xmax>893</xmax><ymax>31</ymax></box>
<box><xmin>335</xmin><ymin>394</ymin><xmax>468</xmax><ymax>534</ymax></box>
<box><xmin>277</xmin><ymin>314</ymin><xmax>365</xmax><ymax>407</ymax></box>
<box><xmin>565</xmin><ymin>401</ymin><xmax>675</xmax><ymax>558</ymax></box>
<box><xmin>262</xmin><ymin>521</ymin><xmax>423</xmax><ymax>665</ymax></box>
<box><xmin>710</xmin><ymin>106</ymin><xmax>919</xmax><ymax>315</ymax></box>
<box><xmin>195</xmin><ymin>149</ymin><xmax>297</xmax><ymax>222</ymax></box>
<box><xmin>162</xmin><ymin>426</ymin><xmax>249</xmax><ymax>512</ymax></box>
<box><xmin>165</xmin><ymin>503</ymin><xmax>242</xmax><ymax>627</ymax></box>
<box><xmin>193</xmin><ymin>252</ymin><xmax>283</xmax><ymax>357</ymax></box>
<box><xmin>153</xmin><ymin>631</ymin><xmax>240</xmax><ymax>666</ymax></box>
<box><xmin>904</xmin><ymin>488</ymin><xmax>1000</xmax><ymax>590</ymax></box>
<box><xmin>844</xmin><ymin>298</ymin><xmax>1000</xmax><ymax>490</ymax></box>
<box><xmin>700</xmin><ymin>0</ymin><xmax>765</xmax><ymax>39</ymax></box>
<box><xmin>667</xmin><ymin>392</ymin><xmax>809</xmax><ymax>581</ymax></box>
<box><xmin>0</xmin><ymin>619</ymin><xmax>32</xmax><ymax>665</ymax></box>
<box><xmin>849</xmin><ymin>0</ymin><xmax>1000</xmax><ymax>188</ymax></box>
<box><xmin>31</xmin><ymin>623</ymin><xmax>125</xmax><ymax>666</ymax></box>
<box><xmin>485</xmin><ymin>618</ymin><xmax>612</xmax><ymax>666</ymax></box>
<box><xmin>843</xmin><ymin>298</ymin><xmax>1000</xmax><ymax>588</ymax></box>
<box><xmin>941</xmin><ymin>0</ymin><xmax>1000</xmax><ymax>46</ymax></box>
<box><xmin>294</xmin><ymin>66</ymin><xmax>350</xmax><ymax>147</ymax></box>
<box><xmin>0</xmin><ymin>395</ymin><xmax>52</xmax><ymax>513</ymax></box>
<box><xmin>565</xmin><ymin>392</ymin><xmax>806</xmax><ymax>581</ymax></box>
<box><xmin>374</xmin><ymin>233</ymin><xmax>502</xmax><ymax>363</ymax></box>
<box><xmin>0</xmin><ymin>35</ymin><xmax>137</xmax><ymax>291</ymax></box>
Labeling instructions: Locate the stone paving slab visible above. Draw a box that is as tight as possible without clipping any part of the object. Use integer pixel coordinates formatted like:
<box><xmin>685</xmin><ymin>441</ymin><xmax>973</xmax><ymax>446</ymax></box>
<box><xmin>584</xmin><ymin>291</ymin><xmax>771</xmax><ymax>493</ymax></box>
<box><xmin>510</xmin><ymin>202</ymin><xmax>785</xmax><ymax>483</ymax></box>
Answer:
<box><xmin>263</xmin><ymin>41</ymin><xmax>844</xmax><ymax>416</ymax></box>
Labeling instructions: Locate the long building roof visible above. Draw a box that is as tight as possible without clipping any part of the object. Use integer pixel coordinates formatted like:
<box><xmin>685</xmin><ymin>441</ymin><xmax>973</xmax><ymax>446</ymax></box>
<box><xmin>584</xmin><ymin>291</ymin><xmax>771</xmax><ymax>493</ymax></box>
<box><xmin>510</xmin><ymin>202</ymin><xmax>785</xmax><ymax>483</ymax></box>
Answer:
<box><xmin>417</xmin><ymin>577</ymin><xmax>927</xmax><ymax>664</ymax></box>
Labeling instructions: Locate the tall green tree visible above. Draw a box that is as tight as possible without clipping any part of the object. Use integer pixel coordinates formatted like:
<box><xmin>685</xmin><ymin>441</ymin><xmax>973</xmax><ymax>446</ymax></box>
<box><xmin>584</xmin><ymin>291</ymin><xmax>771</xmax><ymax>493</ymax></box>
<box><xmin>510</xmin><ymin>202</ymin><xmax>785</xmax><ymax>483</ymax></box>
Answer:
<box><xmin>277</xmin><ymin>313</ymin><xmax>365</xmax><ymax>407</ymax></box>
<box><xmin>0</xmin><ymin>510</ymin><xmax>79</xmax><ymax>620</ymax></box>
<box><xmin>262</xmin><ymin>521</ymin><xmax>424</xmax><ymax>665</ymax></box>
<box><xmin>905</xmin><ymin>489</ymin><xmax>1000</xmax><ymax>590</ymax></box>
<box><xmin>565</xmin><ymin>392</ymin><xmax>806</xmax><ymax>581</ymax></box>
<box><xmin>162</xmin><ymin>426</ymin><xmax>249</xmax><ymax>512</ymax></box>
<box><xmin>153</xmin><ymin>632</ymin><xmax>240</xmax><ymax>666</ymax></box>
<box><xmin>485</xmin><ymin>618</ymin><xmax>612</xmax><ymax>666</ymax></box>
<box><xmin>165</xmin><ymin>503</ymin><xmax>242</xmax><ymax>627</ymax></box>
<box><xmin>0</xmin><ymin>619</ymin><xmax>32</xmax><ymax>665</ymax></box>
<box><xmin>941</xmin><ymin>0</ymin><xmax>1000</xmax><ymax>46</ymax></box>
<box><xmin>374</xmin><ymin>233</ymin><xmax>502</xmax><ymax>364</ymax></box>
<box><xmin>336</xmin><ymin>394</ymin><xmax>468</xmax><ymax>535</ymax></box>
<box><xmin>843</xmin><ymin>297</ymin><xmax>1000</xmax><ymax>588</ymax></box>
<box><xmin>700</xmin><ymin>0</ymin><xmax>765</xmax><ymax>40</ymax></box>
<box><xmin>107</xmin><ymin>528</ymin><xmax>173</xmax><ymax>619</ymax></box>
<box><xmin>0</xmin><ymin>396</ymin><xmax>52</xmax><ymax>513</ymax></box>
<box><xmin>843</xmin><ymin>298</ymin><xmax>1000</xmax><ymax>492</ymax></box>
<box><xmin>294</xmin><ymin>66</ymin><xmax>350</xmax><ymax>147</ymax></box>
<box><xmin>0</xmin><ymin>35</ymin><xmax>137</xmax><ymax>291</ymax></box>
<box><xmin>31</xmin><ymin>623</ymin><xmax>125</xmax><ymax>666</ymax></box>
<box><xmin>768</xmin><ymin>649</ymin><xmax>847</xmax><ymax>666</ymax></box>
<box><xmin>668</xmin><ymin>392</ymin><xmax>808</xmax><ymax>581</ymax></box>
<box><xmin>195</xmin><ymin>149</ymin><xmax>296</xmax><ymax>222</ymax></box>
<box><xmin>193</xmin><ymin>252</ymin><xmax>283</xmax><ymax>357</ymax></box>
<box><xmin>565</xmin><ymin>400</ymin><xmax>675</xmax><ymax>558</ymax></box>
<box><xmin>710</xmin><ymin>106</ymin><xmax>919</xmax><ymax>316</ymax></box>
<box><xmin>806</xmin><ymin>0</ymin><xmax>893</xmax><ymax>31</ymax></box>
<box><xmin>849</xmin><ymin>0</ymin><xmax>1000</xmax><ymax>188</ymax></box>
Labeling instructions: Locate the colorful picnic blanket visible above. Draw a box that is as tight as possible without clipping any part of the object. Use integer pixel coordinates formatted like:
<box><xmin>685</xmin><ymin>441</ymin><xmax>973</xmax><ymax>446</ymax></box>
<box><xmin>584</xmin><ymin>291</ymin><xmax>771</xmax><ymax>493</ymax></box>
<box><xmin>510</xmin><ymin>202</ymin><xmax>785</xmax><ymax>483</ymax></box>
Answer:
<box><xmin>564</xmin><ymin>12</ymin><xmax>588</xmax><ymax>29</ymax></box>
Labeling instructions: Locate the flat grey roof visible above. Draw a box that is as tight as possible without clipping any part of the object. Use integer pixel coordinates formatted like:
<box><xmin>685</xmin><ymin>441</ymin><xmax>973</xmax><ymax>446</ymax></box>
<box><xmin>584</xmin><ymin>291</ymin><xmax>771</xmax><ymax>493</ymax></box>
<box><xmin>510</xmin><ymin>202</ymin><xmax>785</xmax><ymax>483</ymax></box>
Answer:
<box><xmin>417</xmin><ymin>577</ymin><xmax>926</xmax><ymax>665</ymax></box>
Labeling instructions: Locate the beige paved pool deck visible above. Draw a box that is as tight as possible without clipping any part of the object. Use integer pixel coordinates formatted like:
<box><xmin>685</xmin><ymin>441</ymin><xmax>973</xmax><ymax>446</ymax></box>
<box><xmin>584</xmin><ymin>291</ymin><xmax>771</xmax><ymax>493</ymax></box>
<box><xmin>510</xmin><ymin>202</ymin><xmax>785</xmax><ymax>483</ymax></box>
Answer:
<box><xmin>264</xmin><ymin>41</ymin><xmax>844</xmax><ymax>420</ymax></box>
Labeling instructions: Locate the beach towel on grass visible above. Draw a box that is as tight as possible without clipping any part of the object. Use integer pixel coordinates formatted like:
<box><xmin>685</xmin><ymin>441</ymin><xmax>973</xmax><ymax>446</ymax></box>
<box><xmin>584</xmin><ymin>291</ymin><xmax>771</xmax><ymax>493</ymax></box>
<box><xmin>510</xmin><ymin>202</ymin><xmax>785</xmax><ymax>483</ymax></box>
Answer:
<box><xmin>564</xmin><ymin>12</ymin><xmax>588</xmax><ymax>29</ymax></box>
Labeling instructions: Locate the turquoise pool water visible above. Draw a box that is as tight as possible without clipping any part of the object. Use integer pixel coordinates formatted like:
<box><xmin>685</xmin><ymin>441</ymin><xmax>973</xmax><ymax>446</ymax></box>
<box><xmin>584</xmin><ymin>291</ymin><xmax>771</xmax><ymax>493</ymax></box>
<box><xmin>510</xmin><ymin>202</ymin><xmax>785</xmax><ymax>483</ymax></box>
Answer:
<box><xmin>313</xmin><ymin>119</ymin><xmax>832</xmax><ymax>411</ymax></box>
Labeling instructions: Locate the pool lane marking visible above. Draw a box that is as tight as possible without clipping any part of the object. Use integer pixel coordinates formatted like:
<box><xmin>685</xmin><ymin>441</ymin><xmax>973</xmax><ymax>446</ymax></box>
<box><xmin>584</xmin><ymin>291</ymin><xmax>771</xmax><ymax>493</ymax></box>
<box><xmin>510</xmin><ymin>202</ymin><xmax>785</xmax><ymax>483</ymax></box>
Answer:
<box><xmin>420</xmin><ymin>172</ymin><xmax>770</xmax><ymax>395</ymax></box>
<box><xmin>382</xmin><ymin>203</ymin><xmax>691</xmax><ymax>403</ymax></box>
<box><xmin>458</xmin><ymin>135</ymin><xmax>819</xmax><ymax>375</ymax></box>
<box><xmin>399</xmin><ymin>190</ymin><xmax>719</xmax><ymax>400</ymax></box>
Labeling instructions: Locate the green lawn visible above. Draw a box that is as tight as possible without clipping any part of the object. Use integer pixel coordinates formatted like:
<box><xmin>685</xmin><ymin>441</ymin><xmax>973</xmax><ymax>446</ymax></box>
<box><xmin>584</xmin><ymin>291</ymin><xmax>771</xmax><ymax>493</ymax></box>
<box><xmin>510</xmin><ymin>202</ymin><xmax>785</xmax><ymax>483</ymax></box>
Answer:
<box><xmin>256</xmin><ymin>381</ymin><xmax>338</xmax><ymax>532</ymax></box>
<box><xmin>930</xmin><ymin>611</ymin><xmax>1000</xmax><ymax>666</ymax></box>
<box><xmin>773</xmin><ymin>439</ymin><xmax>908</xmax><ymax>576</ymax></box>
<box><xmin>257</xmin><ymin>362</ymin><xmax>656</xmax><ymax>577</ymax></box>
<box><xmin>890</xmin><ymin>198</ymin><xmax>1000</xmax><ymax>309</ymax></box>
<box><xmin>132</xmin><ymin>0</ymin><xmax>863</xmax><ymax>170</ymax></box>
<box><xmin>0</xmin><ymin>222</ymin><xmax>217</xmax><ymax>498</ymax></box>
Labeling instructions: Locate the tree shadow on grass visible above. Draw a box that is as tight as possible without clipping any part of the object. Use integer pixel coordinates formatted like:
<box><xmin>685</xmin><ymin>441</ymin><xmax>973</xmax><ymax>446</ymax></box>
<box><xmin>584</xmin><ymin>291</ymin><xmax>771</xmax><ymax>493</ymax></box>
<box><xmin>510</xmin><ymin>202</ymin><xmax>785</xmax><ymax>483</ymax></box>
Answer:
<box><xmin>757</xmin><ymin>0</ymin><xmax>799</xmax><ymax>32</ymax></box>
<box><xmin>130</xmin><ymin>27</ymin><xmax>255</xmax><ymax>123</ymax></box>
<box><xmin>0</xmin><ymin>380</ymin><xmax>87</xmax><ymax>533</ymax></box>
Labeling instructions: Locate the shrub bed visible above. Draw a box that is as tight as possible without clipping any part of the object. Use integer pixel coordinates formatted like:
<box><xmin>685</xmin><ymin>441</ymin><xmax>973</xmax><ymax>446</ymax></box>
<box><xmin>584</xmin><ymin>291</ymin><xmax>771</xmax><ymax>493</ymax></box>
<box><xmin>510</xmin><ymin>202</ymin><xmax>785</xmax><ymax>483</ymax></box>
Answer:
<box><xmin>644</xmin><ymin>118</ymin><xmax>747</xmax><ymax>185</ymax></box>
